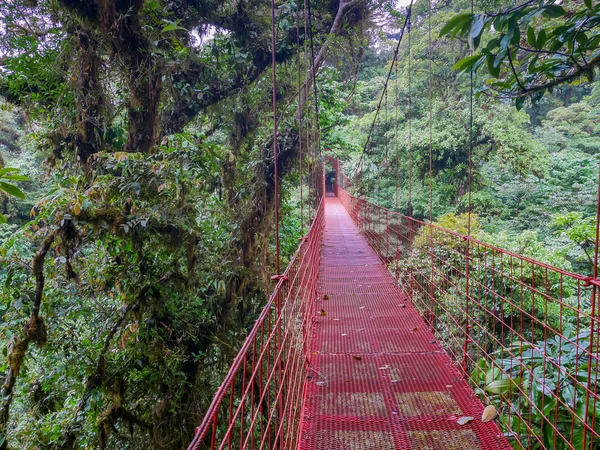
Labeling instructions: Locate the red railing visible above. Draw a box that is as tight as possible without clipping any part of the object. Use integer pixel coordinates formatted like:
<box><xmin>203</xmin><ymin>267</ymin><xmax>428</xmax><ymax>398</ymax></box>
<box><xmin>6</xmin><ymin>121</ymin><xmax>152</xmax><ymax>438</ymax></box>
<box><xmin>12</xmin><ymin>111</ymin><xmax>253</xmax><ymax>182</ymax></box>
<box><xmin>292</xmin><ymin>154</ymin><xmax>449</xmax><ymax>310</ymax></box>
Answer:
<box><xmin>187</xmin><ymin>199</ymin><xmax>324</xmax><ymax>450</ymax></box>
<box><xmin>338</xmin><ymin>187</ymin><xmax>600</xmax><ymax>450</ymax></box>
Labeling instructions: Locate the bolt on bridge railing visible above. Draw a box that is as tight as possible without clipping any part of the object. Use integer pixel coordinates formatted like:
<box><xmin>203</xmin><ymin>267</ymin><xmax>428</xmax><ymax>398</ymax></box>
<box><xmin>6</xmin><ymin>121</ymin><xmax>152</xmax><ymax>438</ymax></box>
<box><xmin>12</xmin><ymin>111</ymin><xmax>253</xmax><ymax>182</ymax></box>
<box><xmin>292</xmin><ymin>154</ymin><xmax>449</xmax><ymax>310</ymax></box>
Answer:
<box><xmin>339</xmin><ymin>187</ymin><xmax>600</xmax><ymax>450</ymax></box>
<box><xmin>187</xmin><ymin>199</ymin><xmax>324</xmax><ymax>450</ymax></box>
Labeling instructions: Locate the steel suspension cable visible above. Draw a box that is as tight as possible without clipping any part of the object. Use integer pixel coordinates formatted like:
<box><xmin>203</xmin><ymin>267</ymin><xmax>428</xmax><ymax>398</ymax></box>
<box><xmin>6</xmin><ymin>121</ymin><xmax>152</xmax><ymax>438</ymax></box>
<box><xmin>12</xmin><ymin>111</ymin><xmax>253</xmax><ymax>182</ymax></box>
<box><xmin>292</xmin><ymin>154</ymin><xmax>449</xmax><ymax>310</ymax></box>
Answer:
<box><xmin>394</xmin><ymin>51</ymin><xmax>400</xmax><ymax>280</ymax></box>
<box><xmin>304</xmin><ymin>0</ymin><xmax>312</xmax><ymax>221</ymax></box>
<box><xmin>306</xmin><ymin>0</ymin><xmax>321</xmax><ymax>161</ymax></box>
<box><xmin>407</xmin><ymin>13</ymin><xmax>414</xmax><ymax>300</ymax></box>
<box><xmin>408</xmin><ymin>15</ymin><xmax>413</xmax><ymax>217</ymax></box>
<box><xmin>271</xmin><ymin>0</ymin><xmax>280</xmax><ymax>275</ymax></box>
<box><xmin>355</xmin><ymin>0</ymin><xmax>414</xmax><ymax>175</ymax></box>
<box><xmin>427</xmin><ymin>0</ymin><xmax>435</xmax><ymax>325</ymax></box>
<box><xmin>427</xmin><ymin>0</ymin><xmax>433</xmax><ymax>228</ymax></box>
<box><xmin>296</xmin><ymin>2</ymin><xmax>303</xmax><ymax>234</ymax></box>
<box><xmin>463</xmin><ymin>0</ymin><xmax>475</xmax><ymax>375</ymax></box>
<box><xmin>385</xmin><ymin>82</ymin><xmax>389</xmax><ymax>206</ymax></box>
<box><xmin>585</xmin><ymin>161</ymin><xmax>600</xmax><ymax>448</ymax></box>
<box><xmin>394</xmin><ymin>45</ymin><xmax>399</xmax><ymax>211</ymax></box>
<box><xmin>377</xmin><ymin>98</ymin><xmax>382</xmax><ymax>204</ymax></box>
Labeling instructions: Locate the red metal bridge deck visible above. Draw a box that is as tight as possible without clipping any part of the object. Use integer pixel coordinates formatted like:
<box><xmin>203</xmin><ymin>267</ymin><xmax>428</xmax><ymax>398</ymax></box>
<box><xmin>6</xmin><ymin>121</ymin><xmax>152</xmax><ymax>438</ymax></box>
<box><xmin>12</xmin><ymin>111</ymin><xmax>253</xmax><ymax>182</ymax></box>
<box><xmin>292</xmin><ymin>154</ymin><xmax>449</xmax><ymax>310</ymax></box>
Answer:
<box><xmin>299</xmin><ymin>197</ymin><xmax>509</xmax><ymax>450</ymax></box>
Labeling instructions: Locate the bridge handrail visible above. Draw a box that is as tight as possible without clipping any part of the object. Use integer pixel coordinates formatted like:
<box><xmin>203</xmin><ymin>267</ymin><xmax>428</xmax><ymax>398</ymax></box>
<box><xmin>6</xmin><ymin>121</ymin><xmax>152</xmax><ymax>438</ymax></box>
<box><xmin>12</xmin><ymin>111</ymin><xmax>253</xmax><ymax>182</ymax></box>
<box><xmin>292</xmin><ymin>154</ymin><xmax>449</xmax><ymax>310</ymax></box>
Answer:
<box><xmin>345</xmin><ymin>193</ymin><xmax>596</xmax><ymax>285</ymax></box>
<box><xmin>187</xmin><ymin>198</ymin><xmax>325</xmax><ymax>450</ymax></box>
<box><xmin>338</xmin><ymin>186</ymin><xmax>600</xmax><ymax>450</ymax></box>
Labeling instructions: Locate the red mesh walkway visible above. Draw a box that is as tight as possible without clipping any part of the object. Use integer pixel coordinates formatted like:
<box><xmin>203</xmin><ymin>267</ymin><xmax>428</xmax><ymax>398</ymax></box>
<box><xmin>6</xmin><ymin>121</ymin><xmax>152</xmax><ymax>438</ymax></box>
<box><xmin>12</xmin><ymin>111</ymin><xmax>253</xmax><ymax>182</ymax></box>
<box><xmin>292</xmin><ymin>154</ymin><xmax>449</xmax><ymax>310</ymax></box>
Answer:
<box><xmin>299</xmin><ymin>197</ymin><xmax>510</xmax><ymax>450</ymax></box>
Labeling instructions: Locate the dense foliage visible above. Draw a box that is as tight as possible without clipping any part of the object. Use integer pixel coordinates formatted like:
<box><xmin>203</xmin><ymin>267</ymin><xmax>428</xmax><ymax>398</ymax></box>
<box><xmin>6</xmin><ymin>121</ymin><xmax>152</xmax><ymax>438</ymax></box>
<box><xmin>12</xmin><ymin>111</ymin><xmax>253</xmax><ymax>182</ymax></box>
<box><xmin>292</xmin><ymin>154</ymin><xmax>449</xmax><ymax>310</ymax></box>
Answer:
<box><xmin>1</xmin><ymin>0</ymin><xmax>599</xmax><ymax>448</ymax></box>
<box><xmin>0</xmin><ymin>0</ymin><xmax>375</xmax><ymax>448</ymax></box>
<box><xmin>337</xmin><ymin>0</ymin><xmax>599</xmax><ymax>278</ymax></box>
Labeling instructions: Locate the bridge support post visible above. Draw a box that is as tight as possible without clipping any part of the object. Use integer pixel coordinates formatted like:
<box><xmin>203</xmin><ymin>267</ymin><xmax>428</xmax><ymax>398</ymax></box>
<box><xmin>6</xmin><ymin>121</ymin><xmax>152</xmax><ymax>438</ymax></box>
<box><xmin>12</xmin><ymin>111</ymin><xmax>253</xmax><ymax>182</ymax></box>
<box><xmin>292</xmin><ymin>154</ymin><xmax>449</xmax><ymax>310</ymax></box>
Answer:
<box><xmin>462</xmin><ymin>238</ymin><xmax>471</xmax><ymax>375</ymax></box>
<box><xmin>408</xmin><ymin>219</ymin><xmax>414</xmax><ymax>301</ymax></box>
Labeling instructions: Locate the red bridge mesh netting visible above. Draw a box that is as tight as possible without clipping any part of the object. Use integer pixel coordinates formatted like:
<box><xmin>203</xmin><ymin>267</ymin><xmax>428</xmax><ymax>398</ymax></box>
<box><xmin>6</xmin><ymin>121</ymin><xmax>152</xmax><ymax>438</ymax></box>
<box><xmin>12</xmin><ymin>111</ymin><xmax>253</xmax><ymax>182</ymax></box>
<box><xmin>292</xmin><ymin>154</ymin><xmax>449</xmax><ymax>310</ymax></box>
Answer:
<box><xmin>299</xmin><ymin>197</ymin><xmax>509</xmax><ymax>450</ymax></box>
<box><xmin>188</xmin><ymin>189</ymin><xmax>600</xmax><ymax>449</ymax></box>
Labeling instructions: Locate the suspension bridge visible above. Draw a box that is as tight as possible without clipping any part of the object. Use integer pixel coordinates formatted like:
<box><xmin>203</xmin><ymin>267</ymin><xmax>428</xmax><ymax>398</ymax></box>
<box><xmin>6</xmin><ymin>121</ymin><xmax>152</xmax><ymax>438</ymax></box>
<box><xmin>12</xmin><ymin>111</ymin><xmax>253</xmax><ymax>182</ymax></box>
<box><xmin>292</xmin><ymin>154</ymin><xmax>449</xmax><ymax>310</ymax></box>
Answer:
<box><xmin>185</xmin><ymin>0</ymin><xmax>600</xmax><ymax>448</ymax></box>
<box><xmin>186</xmin><ymin>169</ymin><xmax>600</xmax><ymax>450</ymax></box>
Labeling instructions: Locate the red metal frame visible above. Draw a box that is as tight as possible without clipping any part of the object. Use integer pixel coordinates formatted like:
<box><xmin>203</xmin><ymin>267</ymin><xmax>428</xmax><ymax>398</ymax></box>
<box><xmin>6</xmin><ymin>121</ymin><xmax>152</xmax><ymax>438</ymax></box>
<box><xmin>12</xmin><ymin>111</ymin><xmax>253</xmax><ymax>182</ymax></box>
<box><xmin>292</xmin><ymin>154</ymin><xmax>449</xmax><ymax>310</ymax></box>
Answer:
<box><xmin>338</xmin><ymin>187</ymin><xmax>600</xmax><ymax>450</ymax></box>
<box><xmin>187</xmin><ymin>199</ymin><xmax>325</xmax><ymax>450</ymax></box>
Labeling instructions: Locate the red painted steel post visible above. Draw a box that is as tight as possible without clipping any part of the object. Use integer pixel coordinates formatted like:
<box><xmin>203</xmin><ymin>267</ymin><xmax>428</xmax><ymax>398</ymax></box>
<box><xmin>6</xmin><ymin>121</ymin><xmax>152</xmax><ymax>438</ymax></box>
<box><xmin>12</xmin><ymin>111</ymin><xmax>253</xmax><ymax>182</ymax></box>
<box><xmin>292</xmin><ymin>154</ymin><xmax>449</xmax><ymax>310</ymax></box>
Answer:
<box><xmin>582</xmin><ymin>165</ymin><xmax>600</xmax><ymax>449</ymax></box>
<box><xmin>211</xmin><ymin>412</ymin><xmax>218</xmax><ymax>450</ymax></box>
<box><xmin>462</xmin><ymin>237</ymin><xmax>470</xmax><ymax>375</ymax></box>
<box><xmin>408</xmin><ymin>219</ymin><xmax>414</xmax><ymax>300</ymax></box>
<box><xmin>385</xmin><ymin>209</ymin><xmax>390</xmax><ymax>264</ymax></box>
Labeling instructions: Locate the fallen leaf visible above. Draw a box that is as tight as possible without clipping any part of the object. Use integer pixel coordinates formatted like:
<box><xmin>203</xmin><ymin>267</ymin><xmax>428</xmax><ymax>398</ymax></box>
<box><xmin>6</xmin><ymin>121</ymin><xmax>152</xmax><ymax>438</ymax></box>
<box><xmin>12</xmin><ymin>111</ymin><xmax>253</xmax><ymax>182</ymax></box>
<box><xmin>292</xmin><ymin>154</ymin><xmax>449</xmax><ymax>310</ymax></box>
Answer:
<box><xmin>457</xmin><ymin>416</ymin><xmax>474</xmax><ymax>426</ymax></box>
<box><xmin>446</xmin><ymin>385</ymin><xmax>453</xmax><ymax>388</ymax></box>
<box><xmin>398</xmin><ymin>304</ymin><xmax>406</xmax><ymax>308</ymax></box>
<box><xmin>481</xmin><ymin>405</ymin><xmax>497</xmax><ymax>423</ymax></box>
<box><xmin>379</xmin><ymin>365</ymin><xmax>390</xmax><ymax>370</ymax></box>
<box><xmin>353</xmin><ymin>355</ymin><xmax>362</xmax><ymax>361</ymax></box>
<box><xmin>391</xmin><ymin>379</ymin><xmax>400</xmax><ymax>383</ymax></box>
<box><xmin>319</xmin><ymin>309</ymin><xmax>327</xmax><ymax>316</ymax></box>
<box><xmin>359</xmin><ymin>306</ymin><xmax>366</xmax><ymax>309</ymax></box>
<box><xmin>323</xmin><ymin>294</ymin><xmax>329</xmax><ymax>300</ymax></box>
<box><xmin>412</xmin><ymin>327</ymin><xmax>419</xmax><ymax>332</ymax></box>
<box><xmin>341</xmin><ymin>333</ymin><xmax>348</xmax><ymax>337</ymax></box>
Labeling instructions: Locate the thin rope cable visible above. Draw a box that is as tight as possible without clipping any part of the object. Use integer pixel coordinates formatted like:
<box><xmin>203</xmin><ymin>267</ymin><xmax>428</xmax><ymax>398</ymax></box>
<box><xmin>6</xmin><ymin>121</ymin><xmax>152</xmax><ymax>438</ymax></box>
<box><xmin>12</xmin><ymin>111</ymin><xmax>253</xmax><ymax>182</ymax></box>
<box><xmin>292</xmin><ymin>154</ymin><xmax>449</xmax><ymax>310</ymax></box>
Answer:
<box><xmin>583</xmin><ymin>159</ymin><xmax>600</xmax><ymax>448</ymax></box>
<box><xmin>427</xmin><ymin>0</ymin><xmax>435</xmax><ymax>326</ymax></box>
<box><xmin>296</xmin><ymin>2</ymin><xmax>303</xmax><ymax>233</ymax></box>
<box><xmin>385</xmin><ymin>82</ymin><xmax>389</xmax><ymax>206</ymax></box>
<box><xmin>306</xmin><ymin>0</ymin><xmax>321</xmax><ymax>161</ymax></box>
<box><xmin>428</xmin><ymin>0</ymin><xmax>433</xmax><ymax>227</ymax></box>
<box><xmin>394</xmin><ymin>46</ymin><xmax>400</xmax><ymax>281</ymax></box>
<box><xmin>463</xmin><ymin>0</ymin><xmax>475</xmax><ymax>375</ymax></box>
<box><xmin>304</xmin><ymin>0</ymin><xmax>312</xmax><ymax>220</ymax></box>
<box><xmin>377</xmin><ymin>101</ymin><xmax>382</xmax><ymax>203</ymax></box>
<box><xmin>271</xmin><ymin>0</ymin><xmax>280</xmax><ymax>275</ymax></box>
<box><xmin>355</xmin><ymin>0</ymin><xmax>413</xmax><ymax>175</ymax></box>
<box><xmin>395</xmin><ymin>44</ymin><xmax>399</xmax><ymax>211</ymax></box>
<box><xmin>408</xmin><ymin>14</ymin><xmax>413</xmax><ymax>217</ymax></box>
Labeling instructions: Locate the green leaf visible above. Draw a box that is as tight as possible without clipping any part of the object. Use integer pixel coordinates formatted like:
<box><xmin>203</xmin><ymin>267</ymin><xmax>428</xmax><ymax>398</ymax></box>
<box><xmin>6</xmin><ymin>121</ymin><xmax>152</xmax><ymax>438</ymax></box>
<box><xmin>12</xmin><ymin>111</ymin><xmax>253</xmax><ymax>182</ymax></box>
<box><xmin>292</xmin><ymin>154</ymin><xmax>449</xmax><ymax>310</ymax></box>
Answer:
<box><xmin>0</xmin><ymin>214</ymin><xmax>6</xmax><ymax>224</ymax></box>
<box><xmin>584</xmin><ymin>0</ymin><xmax>592</xmax><ymax>8</ymax></box>
<box><xmin>0</xmin><ymin>168</ymin><xmax>16</xmax><ymax>175</ymax></box>
<box><xmin>471</xmin><ymin>15</ymin><xmax>485</xmax><ymax>38</ymax></box>
<box><xmin>515</xmin><ymin>97</ymin><xmax>525</xmax><ymax>111</ymax></box>
<box><xmin>526</xmin><ymin>27</ymin><xmax>536</xmax><ymax>47</ymax></box>
<box><xmin>452</xmin><ymin>54</ymin><xmax>484</xmax><ymax>73</ymax></box>
<box><xmin>469</xmin><ymin>15</ymin><xmax>486</xmax><ymax>49</ymax></box>
<box><xmin>161</xmin><ymin>23</ymin><xmax>188</xmax><ymax>34</ymax></box>
<box><xmin>0</xmin><ymin>182</ymin><xmax>26</xmax><ymax>199</ymax></box>
<box><xmin>485</xmin><ymin>378</ymin><xmax>512</xmax><ymax>393</ymax></box>
<box><xmin>485</xmin><ymin>366</ymin><xmax>501</xmax><ymax>384</ymax></box>
<box><xmin>439</xmin><ymin>13</ymin><xmax>474</xmax><ymax>37</ymax></box>
<box><xmin>575</xmin><ymin>32</ymin><xmax>588</xmax><ymax>46</ymax></box>
<box><xmin>486</xmin><ymin>38</ymin><xmax>499</xmax><ymax>51</ymax></box>
<box><xmin>2</xmin><ymin>175</ymin><xmax>29</xmax><ymax>181</ymax></box>
<box><xmin>536</xmin><ymin>29</ymin><xmax>547</xmax><ymax>50</ymax></box>
<box><xmin>487</xmin><ymin>54</ymin><xmax>501</xmax><ymax>78</ymax></box>
<box><xmin>494</xmin><ymin>48</ymin><xmax>507</xmax><ymax>68</ymax></box>
<box><xmin>542</xmin><ymin>5</ymin><xmax>566</xmax><ymax>18</ymax></box>
<box><xmin>500</xmin><ymin>28</ymin><xmax>515</xmax><ymax>51</ymax></box>
<box><xmin>511</xmin><ymin>25</ymin><xmax>521</xmax><ymax>45</ymax></box>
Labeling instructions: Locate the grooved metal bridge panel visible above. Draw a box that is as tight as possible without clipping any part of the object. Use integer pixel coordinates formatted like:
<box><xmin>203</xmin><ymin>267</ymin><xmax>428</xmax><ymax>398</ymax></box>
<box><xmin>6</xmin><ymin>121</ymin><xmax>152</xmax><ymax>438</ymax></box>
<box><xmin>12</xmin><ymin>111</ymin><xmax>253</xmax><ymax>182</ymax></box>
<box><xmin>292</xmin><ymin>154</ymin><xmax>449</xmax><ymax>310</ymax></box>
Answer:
<box><xmin>299</xmin><ymin>197</ymin><xmax>510</xmax><ymax>450</ymax></box>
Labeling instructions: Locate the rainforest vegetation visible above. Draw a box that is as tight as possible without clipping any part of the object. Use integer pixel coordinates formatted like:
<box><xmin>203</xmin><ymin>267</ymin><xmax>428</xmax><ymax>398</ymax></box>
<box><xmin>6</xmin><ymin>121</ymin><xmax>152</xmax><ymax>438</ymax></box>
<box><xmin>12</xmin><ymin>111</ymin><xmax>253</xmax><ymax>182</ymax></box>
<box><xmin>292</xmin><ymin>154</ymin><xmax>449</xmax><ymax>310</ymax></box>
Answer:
<box><xmin>0</xmin><ymin>0</ymin><xmax>599</xmax><ymax>448</ymax></box>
